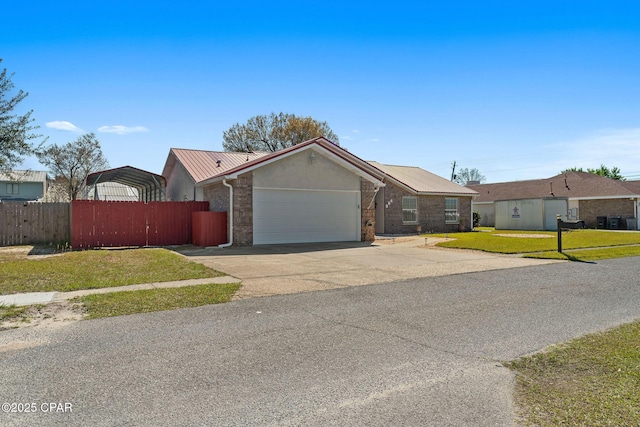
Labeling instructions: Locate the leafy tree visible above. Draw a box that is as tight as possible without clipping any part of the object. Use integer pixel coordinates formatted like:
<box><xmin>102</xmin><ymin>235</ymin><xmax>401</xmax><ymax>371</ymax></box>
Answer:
<box><xmin>454</xmin><ymin>167</ymin><xmax>486</xmax><ymax>185</ymax></box>
<box><xmin>561</xmin><ymin>164</ymin><xmax>625</xmax><ymax>180</ymax></box>
<box><xmin>222</xmin><ymin>112</ymin><xmax>339</xmax><ymax>152</ymax></box>
<box><xmin>0</xmin><ymin>59</ymin><xmax>43</xmax><ymax>170</ymax></box>
<box><xmin>36</xmin><ymin>133</ymin><xmax>109</xmax><ymax>200</ymax></box>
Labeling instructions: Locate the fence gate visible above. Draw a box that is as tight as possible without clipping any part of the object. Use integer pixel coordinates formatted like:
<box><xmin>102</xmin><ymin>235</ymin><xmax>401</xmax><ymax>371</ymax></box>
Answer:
<box><xmin>71</xmin><ymin>200</ymin><xmax>209</xmax><ymax>248</ymax></box>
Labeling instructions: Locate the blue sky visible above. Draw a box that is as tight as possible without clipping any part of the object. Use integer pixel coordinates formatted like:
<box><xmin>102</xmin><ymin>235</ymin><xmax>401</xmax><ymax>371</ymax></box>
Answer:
<box><xmin>3</xmin><ymin>1</ymin><xmax>640</xmax><ymax>182</ymax></box>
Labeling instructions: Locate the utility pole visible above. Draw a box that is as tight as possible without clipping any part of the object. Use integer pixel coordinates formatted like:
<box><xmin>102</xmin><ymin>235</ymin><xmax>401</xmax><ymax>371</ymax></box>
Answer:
<box><xmin>450</xmin><ymin>161</ymin><xmax>457</xmax><ymax>181</ymax></box>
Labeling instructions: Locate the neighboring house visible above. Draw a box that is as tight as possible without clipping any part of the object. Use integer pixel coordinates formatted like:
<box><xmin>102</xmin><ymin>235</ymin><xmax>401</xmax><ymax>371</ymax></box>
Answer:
<box><xmin>0</xmin><ymin>170</ymin><xmax>48</xmax><ymax>201</ymax></box>
<box><xmin>468</xmin><ymin>171</ymin><xmax>640</xmax><ymax>230</ymax></box>
<box><xmin>162</xmin><ymin>137</ymin><xmax>477</xmax><ymax>246</ymax></box>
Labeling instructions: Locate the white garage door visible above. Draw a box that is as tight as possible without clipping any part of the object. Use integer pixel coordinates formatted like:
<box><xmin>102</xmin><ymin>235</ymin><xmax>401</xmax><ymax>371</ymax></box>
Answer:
<box><xmin>253</xmin><ymin>188</ymin><xmax>361</xmax><ymax>245</ymax></box>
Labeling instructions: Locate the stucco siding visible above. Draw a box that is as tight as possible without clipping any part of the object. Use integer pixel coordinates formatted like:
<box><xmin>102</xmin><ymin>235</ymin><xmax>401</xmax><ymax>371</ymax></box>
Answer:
<box><xmin>166</xmin><ymin>162</ymin><xmax>196</xmax><ymax>201</ymax></box>
<box><xmin>252</xmin><ymin>149</ymin><xmax>360</xmax><ymax>191</ymax></box>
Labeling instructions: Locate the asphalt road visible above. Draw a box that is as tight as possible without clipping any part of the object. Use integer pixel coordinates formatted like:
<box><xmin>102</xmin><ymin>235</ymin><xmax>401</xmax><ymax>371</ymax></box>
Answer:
<box><xmin>1</xmin><ymin>257</ymin><xmax>639</xmax><ymax>426</ymax></box>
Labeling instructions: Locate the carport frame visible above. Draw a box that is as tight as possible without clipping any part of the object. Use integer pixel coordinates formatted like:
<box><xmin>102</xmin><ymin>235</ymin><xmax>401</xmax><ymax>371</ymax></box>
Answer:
<box><xmin>86</xmin><ymin>166</ymin><xmax>167</xmax><ymax>202</ymax></box>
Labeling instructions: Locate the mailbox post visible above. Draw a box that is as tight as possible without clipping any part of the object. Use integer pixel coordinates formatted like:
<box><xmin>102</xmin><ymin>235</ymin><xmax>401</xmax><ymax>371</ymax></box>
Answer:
<box><xmin>556</xmin><ymin>214</ymin><xmax>562</xmax><ymax>253</ymax></box>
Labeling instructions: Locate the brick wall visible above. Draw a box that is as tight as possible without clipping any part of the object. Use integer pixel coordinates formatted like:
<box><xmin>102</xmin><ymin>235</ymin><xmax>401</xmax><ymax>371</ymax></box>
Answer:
<box><xmin>233</xmin><ymin>172</ymin><xmax>253</xmax><ymax>246</ymax></box>
<box><xmin>202</xmin><ymin>183</ymin><xmax>229</xmax><ymax>212</ymax></box>
<box><xmin>361</xmin><ymin>179</ymin><xmax>376</xmax><ymax>241</ymax></box>
<box><xmin>458</xmin><ymin>197</ymin><xmax>472</xmax><ymax>231</ymax></box>
<box><xmin>381</xmin><ymin>182</ymin><xmax>473</xmax><ymax>234</ymax></box>
<box><xmin>579</xmin><ymin>198</ymin><xmax>635</xmax><ymax>229</ymax></box>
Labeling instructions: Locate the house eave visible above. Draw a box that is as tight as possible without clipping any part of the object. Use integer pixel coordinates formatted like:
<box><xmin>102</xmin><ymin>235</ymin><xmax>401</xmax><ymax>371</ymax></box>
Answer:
<box><xmin>195</xmin><ymin>142</ymin><xmax>384</xmax><ymax>188</ymax></box>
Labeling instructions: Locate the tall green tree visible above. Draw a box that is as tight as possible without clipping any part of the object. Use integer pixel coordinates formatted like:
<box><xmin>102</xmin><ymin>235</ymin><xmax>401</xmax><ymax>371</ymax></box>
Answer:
<box><xmin>562</xmin><ymin>164</ymin><xmax>625</xmax><ymax>180</ymax></box>
<box><xmin>0</xmin><ymin>59</ymin><xmax>42</xmax><ymax>170</ymax></box>
<box><xmin>454</xmin><ymin>167</ymin><xmax>486</xmax><ymax>185</ymax></box>
<box><xmin>222</xmin><ymin>112</ymin><xmax>339</xmax><ymax>152</ymax></box>
<box><xmin>36</xmin><ymin>133</ymin><xmax>109</xmax><ymax>200</ymax></box>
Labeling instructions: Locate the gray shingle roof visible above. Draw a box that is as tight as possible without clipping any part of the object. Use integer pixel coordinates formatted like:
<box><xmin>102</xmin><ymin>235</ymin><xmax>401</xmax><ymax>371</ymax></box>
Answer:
<box><xmin>468</xmin><ymin>172</ymin><xmax>640</xmax><ymax>202</ymax></box>
<box><xmin>368</xmin><ymin>162</ymin><xmax>478</xmax><ymax>195</ymax></box>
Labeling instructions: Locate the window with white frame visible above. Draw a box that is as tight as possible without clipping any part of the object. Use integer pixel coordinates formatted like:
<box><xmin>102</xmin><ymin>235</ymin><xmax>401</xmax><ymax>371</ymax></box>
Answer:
<box><xmin>6</xmin><ymin>183</ymin><xmax>19</xmax><ymax>194</ymax></box>
<box><xmin>402</xmin><ymin>196</ymin><xmax>418</xmax><ymax>224</ymax></box>
<box><xmin>445</xmin><ymin>198</ymin><xmax>459</xmax><ymax>224</ymax></box>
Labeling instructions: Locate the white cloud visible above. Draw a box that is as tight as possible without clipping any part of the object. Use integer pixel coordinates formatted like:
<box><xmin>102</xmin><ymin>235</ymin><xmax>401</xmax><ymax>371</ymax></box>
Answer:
<box><xmin>544</xmin><ymin>127</ymin><xmax>640</xmax><ymax>178</ymax></box>
<box><xmin>46</xmin><ymin>121</ymin><xmax>83</xmax><ymax>132</ymax></box>
<box><xmin>371</xmin><ymin>138</ymin><xmax>380</xmax><ymax>142</ymax></box>
<box><xmin>98</xmin><ymin>125</ymin><xmax>149</xmax><ymax>135</ymax></box>
<box><xmin>352</xmin><ymin>129</ymin><xmax>360</xmax><ymax>134</ymax></box>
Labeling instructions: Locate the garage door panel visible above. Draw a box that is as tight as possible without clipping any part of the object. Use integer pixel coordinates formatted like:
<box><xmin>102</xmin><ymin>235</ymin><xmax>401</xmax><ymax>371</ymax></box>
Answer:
<box><xmin>253</xmin><ymin>189</ymin><xmax>360</xmax><ymax>245</ymax></box>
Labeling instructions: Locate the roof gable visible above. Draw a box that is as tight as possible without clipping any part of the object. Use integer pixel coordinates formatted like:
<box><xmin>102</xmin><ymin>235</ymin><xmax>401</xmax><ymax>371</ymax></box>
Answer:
<box><xmin>195</xmin><ymin>137</ymin><xmax>385</xmax><ymax>187</ymax></box>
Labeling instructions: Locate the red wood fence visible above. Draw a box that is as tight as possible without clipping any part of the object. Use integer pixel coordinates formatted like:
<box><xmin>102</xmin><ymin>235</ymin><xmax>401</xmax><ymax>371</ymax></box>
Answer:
<box><xmin>71</xmin><ymin>200</ymin><xmax>209</xmax><ymax>248</ymax></box>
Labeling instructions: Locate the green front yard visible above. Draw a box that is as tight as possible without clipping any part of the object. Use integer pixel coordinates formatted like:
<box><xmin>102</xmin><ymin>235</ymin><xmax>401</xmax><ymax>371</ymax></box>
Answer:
<box><xmin>0</xmin><ymin>247</ymin><xmax>224</xmax><ymax>294</ymax></box>
<box><xmin>430</xmin><ymin>229</ymin><xmax>640</xmax><ymax>261</ymax></box>
<box><xmin>0</xmin><ymin>247</ymin><xmax>236</xmax><ymax>323</ymax></box>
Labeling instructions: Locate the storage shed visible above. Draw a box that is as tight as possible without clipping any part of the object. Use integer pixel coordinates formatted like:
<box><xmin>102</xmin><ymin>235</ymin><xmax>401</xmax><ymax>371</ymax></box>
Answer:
<box><xmin>495</xmin><ymin>198</ymin><xmax>568</xmax><ymax>231</ymax></box>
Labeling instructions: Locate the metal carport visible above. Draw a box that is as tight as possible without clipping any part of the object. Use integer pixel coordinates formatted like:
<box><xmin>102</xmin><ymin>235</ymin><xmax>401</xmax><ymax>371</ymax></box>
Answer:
<box><xmin>86</xmin><ymin>166</ymin><xmax>166</xmax><ymax>202</ymax></box>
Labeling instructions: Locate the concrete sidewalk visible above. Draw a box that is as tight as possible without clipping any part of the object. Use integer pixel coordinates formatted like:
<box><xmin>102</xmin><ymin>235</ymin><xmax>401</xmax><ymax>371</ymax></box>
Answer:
<box><xmin>0</xmin><ymin>276</ymin><xmax>240</xmax><ymax>307</ymax></box>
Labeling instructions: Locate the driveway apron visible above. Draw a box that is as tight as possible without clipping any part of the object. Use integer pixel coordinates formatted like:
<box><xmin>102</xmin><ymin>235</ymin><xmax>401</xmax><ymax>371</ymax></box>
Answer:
<box><xmin>175</xmin><ymin>238</ymin><xmax>559</xmax><ymax>299</ymax></box>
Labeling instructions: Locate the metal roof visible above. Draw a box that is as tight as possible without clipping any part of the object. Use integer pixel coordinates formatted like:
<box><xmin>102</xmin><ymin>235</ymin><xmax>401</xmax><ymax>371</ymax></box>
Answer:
<box><xmin>86</xmin><ymin>166</ymin><xmax>166</xmax><ymax>202</ymax></box>
<box><xmin>167</xmin><ymin>149</ymin><xmax>269</xmax><ymax>183</ymax></box>
<box><xmin>368</xmin><ymin>162</ymin><xmax>478</xmax><ymax>196</ymax></box>
<box><xmin>80</xmin><ymin>182</ymin><xmax>139</xmax><ymax>201</ymax></box>
<box><xmin>0</xmin><ymin>170</ymin><xmax>48</xmax><ymax>183</ymax></box>
<box><xmin>166</xmin><ymin>138</ymin><xmax>476</xmax><ymax>197</ymax></box>
<box><xmin>468</xmin><ymin>172</ymin><xmax>640</xmax><ymax>203</ymax></box>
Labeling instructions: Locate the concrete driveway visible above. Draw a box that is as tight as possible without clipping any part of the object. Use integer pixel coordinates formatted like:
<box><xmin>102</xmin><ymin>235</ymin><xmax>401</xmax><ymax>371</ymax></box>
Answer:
<box><xmin>175</xmin><ymin>237</ymin><xmax>559</xmax><ymax>299</ymax></box>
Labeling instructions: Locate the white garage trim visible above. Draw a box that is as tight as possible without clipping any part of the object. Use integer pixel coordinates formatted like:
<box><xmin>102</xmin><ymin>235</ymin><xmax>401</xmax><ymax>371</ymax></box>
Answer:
<box><xmin>253</xmin><ymin>188</ymin><xmax>361</xmax><ymax>245</ymax></box>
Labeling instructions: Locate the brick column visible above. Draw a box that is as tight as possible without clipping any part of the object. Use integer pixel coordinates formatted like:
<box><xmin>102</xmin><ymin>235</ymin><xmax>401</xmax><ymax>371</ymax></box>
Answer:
<box><xmin>361</xmin><ymin>179</ymin><xmax>376</xmax><ymax>242</ymax></box>
<box><xmin>233</xmin><ymin>173</ymin><xmax>253</xmax><ymax>246</ymax></box>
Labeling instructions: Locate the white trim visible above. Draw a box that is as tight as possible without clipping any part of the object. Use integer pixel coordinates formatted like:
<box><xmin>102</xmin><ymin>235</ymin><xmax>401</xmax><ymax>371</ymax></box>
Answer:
<box><xmin>217</xmin><ymin>178</ymin><xmax>234</xmax><ymax>248</ymax></box>
<box><xmin>445</xmin><ymin>197</ymin><xmax>460</xmax><ymax>224</ymax></box>
<box><xmin>402</xmin><ymin>196</ymin><xmax>418</xmax><ymax>225</ymax></box>
<box><xmin>568</xmin><ymin>195</ymin><xmax>640</xmax><ymax>201</ymax></box>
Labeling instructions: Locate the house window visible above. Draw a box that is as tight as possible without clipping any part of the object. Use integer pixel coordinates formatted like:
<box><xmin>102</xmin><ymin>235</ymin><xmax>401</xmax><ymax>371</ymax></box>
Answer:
<box><xmin>6</xmin><ymin>183</ymin><xmax>19</xmax><ymax>194</ymax></box>
<box><xmin>445</xmin><ymin>198</ymin><xmax>459</xmax><ymax>224</ymax></box>
<box><xmin>402</xmin><ymin>196</ymin><xmax>418</xmax><ymax>224</ymax></box>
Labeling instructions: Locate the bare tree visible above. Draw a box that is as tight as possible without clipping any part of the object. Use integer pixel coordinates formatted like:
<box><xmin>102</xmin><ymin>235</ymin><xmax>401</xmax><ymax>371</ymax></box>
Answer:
<box><xmin>36</xmin><ymin>133</ymin><xmax>109</xmax><ymax>200</ymax></box>
<box><xmin>0</xmin><ymin>58</ymin><xmax>43</xmax><ymax>170</ymax></box>
<box><xmin>454</xmin><ymin>168</ymin><xmax>486</xmax><ymax>185</ymax></box>
<box><xmin>222</xmin><ymin>112</ymin><xmax>339</xmax><ymax>152</ymax></box>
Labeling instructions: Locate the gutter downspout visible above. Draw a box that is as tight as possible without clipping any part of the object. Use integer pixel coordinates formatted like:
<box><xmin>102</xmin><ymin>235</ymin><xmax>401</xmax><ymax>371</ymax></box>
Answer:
<box><xmin>218</xmin><ymin>178</ymin><xmax>234</xmax><ymax>248</ymax></box>
<box><xmin>367</xmin><ymin>181</ymin><xmax>385</xmax><ymax>210</ymax></box>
